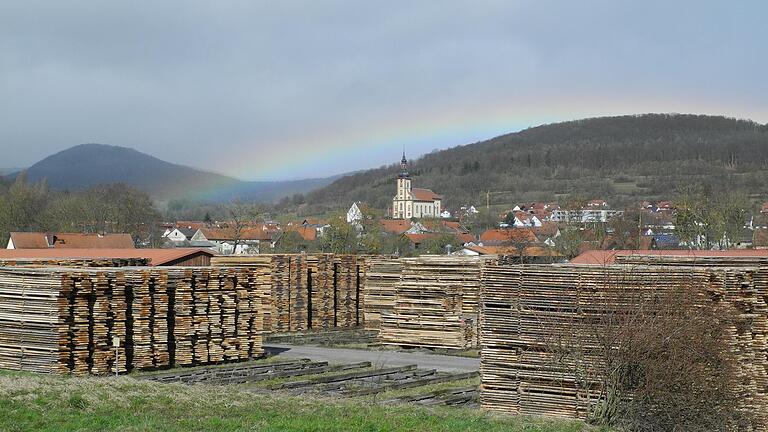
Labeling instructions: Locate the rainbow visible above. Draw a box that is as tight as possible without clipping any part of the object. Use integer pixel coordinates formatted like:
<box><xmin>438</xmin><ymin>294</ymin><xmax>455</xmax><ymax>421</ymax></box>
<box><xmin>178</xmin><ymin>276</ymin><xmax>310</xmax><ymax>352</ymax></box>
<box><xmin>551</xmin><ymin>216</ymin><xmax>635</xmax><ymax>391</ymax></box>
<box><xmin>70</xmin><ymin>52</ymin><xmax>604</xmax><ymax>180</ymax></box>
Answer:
<box><xmin>190</xmin><ymin>94</ymin><xmax>768</xmax><ymax>201</ymax></box>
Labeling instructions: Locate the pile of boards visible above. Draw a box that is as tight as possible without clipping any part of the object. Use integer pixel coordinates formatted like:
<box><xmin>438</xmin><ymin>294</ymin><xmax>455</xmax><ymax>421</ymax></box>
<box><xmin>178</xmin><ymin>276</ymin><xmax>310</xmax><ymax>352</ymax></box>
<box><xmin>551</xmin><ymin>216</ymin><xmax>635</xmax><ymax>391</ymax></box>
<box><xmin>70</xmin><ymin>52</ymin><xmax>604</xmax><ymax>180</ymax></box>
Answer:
<box><xmin>479</xmin><ymin>263</ymin><xmax>768</xmax><ymax>429</ymax></box>
<box><xmin>0</xmin><ymin>257</ymin><xmax>149</xmax><ymax>267</ymax></box>
<box><xmin>211</xmin><ymin>254</ymin><xmax>364</xmax><ymax>333</ymax></box>
<box><xmin>0</xmin><ymin>266</ymin><xmax>264</xmax><ymax>375</ymax></box>
<box><xmin>379</xmin><ymin>256</ymin><xmax>487</xmax><ymax>349</ymax></box>
<box><xmin>362</xmin><ymin>257</ymin><xmax>402</xmax><ymax>330</ymax></box>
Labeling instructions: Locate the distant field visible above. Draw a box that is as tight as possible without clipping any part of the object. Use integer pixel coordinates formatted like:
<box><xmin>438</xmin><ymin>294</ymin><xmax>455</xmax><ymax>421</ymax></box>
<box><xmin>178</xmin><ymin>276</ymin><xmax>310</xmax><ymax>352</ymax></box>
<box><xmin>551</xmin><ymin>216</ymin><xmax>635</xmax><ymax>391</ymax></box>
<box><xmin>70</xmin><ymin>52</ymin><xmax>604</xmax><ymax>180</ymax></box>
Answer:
<box><xmin>0</xmin><ymin>371</ymin><xmax>603</xmax><ymax>432</ymax></box>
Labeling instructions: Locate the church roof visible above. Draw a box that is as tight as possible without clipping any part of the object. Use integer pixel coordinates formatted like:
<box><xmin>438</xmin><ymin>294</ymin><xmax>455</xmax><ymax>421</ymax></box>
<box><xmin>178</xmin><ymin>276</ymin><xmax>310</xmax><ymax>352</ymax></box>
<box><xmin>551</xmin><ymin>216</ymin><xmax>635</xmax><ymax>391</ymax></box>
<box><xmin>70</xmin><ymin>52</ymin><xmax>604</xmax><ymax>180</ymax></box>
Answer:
<box><xmin>411</xmin><ymin>188</ymin><xmax>442</xmax><ymax>202</ymax></box>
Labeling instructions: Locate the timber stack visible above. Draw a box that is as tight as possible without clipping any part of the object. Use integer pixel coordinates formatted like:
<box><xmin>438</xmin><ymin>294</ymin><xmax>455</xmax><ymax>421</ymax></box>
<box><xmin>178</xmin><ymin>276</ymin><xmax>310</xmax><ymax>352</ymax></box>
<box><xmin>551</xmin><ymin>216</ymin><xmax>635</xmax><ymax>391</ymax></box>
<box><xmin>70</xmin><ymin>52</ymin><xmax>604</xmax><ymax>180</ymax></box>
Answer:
<box><xmin>0</xmin><ymin>257</ymin><xmax>149</xmax><ymax>267</ymax></box>
<box><xmin>479</xmin><ymin>263</ymin><xmax>768</xmax><ymax>429</ymax></box>
<box><xmin>0</xmin><ymin>266</ymin><xmax>264</xmax><ymax>375</ymax></box>
<box><xmin>210</xmin><ymin>254</ymin><xmax>365</xmax><ymax>332</ymax></box>
<box><xmin>362</xmin><ymin>257</ymin><xmax>402</xmax><ymax>330</ymax></box>
<box><xmin>307</xmin><ymin>254</ymin><xmax>335</xmax><ymax>329</ymax></box>
<box><xmin>379</xmin><ymin>256</ymin><xmax>485</xmax><ymax>349</ymax></box>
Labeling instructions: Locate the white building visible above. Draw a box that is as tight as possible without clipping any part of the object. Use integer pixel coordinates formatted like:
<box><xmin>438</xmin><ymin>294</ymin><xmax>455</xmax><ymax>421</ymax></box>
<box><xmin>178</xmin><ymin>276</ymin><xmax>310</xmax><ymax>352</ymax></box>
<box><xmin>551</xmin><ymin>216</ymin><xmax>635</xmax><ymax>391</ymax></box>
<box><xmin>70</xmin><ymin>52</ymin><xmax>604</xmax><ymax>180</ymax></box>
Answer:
<box><xmin>347</xmin><ymin>202</ymin><xmax>363</xmax><ymax>223</ymax></box>
<box><xmin>392</xmin><ymin>153</ymin><xmax>442</xmax><ymax>219</ymax></box>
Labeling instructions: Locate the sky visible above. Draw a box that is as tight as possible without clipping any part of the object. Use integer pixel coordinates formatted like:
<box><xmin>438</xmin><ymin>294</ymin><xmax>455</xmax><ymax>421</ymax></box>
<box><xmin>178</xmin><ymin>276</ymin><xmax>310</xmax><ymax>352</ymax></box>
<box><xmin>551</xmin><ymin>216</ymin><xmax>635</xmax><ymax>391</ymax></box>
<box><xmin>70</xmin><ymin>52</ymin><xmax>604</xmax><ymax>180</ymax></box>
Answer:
<box><xmin>1</xmin><ymin>1</ymin><xmax>766</xmax><ymax>181</ymax></box>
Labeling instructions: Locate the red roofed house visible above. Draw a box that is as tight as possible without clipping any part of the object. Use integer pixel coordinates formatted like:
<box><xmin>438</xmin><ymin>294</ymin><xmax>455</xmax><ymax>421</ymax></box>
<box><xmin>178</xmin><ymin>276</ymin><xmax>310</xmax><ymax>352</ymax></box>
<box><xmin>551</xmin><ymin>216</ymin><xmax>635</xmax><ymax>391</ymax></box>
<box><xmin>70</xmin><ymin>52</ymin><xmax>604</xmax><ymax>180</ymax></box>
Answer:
<box><xmin>7</xmin><ymin>232</ymin><xmax>135</xmax><ymax>249</ymax></box>
<box><xmin>479</xmin><ymin>228</ymin><xmax>538</xmax><ymax>245</ymax></box>
<box><xmin>392</xmin><ymin>152</ymin><xmax>442</xmax><ymax>219</ymax></box>
<box><xmin>192</xmin><ymin>226</ymin><xmax>276</xmax><ymax>255</ymax></box>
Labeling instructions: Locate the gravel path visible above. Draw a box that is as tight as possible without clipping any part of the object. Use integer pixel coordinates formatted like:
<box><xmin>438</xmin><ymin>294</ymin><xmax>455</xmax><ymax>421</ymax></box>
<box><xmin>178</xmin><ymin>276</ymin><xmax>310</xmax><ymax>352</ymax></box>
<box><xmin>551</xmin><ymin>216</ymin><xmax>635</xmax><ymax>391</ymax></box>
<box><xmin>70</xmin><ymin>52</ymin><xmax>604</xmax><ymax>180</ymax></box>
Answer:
<box><xmin>265</xmin><ymin>344</ymin><xmax>479</xmax><ymax>373</ymax></box>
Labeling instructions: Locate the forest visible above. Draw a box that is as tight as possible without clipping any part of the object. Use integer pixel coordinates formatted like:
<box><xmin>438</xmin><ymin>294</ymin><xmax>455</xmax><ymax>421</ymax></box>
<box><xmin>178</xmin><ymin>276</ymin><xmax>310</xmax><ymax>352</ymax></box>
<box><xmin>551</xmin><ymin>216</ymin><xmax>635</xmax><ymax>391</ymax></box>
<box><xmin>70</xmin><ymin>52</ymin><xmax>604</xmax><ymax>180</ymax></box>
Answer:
<box><xmin>0</xmin><ymin>173</ymin><xmax>160</xmax><ymax>247</ymax></box>
<box><xmin>286</xmin><ymin>114</ymin><xmax>768</xmax><ymax>215</ymax></box>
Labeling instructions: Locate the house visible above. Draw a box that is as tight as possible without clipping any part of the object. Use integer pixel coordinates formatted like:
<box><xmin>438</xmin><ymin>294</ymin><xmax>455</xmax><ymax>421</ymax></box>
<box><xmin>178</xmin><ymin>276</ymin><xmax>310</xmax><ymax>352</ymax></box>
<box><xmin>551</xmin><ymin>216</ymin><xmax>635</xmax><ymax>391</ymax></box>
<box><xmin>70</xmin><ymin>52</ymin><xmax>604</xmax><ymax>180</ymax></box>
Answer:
<box><xmin>0</xmin><ymin>248</ymin><xmax>214</xmax><ymax>266</ymax></box>
<box><xmin>440</xmin><ymin>210</ymin><xmax>452</xmax><ymax>219</ymax></box>
<box><xmin>7</xmin><ymin>232</ymin><xmax>135</xmax><ymax>249</ymax></box>
<box><xmin>391</xmin><ymin>153</ymin><xmax>442</xmax><ymax>219</ymax></box>
<box><xmin>298</xmin><ymin>219</ymin><xmax>331</xmax><ymax>237</ymax></box>
<box><xmin>534</xmin><ymin>221</ymin><xmax>561</xmax><ymax>246</ymax></box>
<box><xmin>379</xmin><ymin>219</ymin><xmax>425</xmax><ymax>235</ymax></box>
<box><xmin>286</xmin><ymin>225</ymin><xmax>318</xmax><ymax>242</ymax></box>
<box><xmin>164</xmin><ymin>227</ymin><xmax>198</xmax><ymax>244</ymax></box>
<box><xmin>347</xmin><ymin>202</ymin><xmax>363</xmax><ymax>224</ymax></box>
<box><xmin>193</xmin><ymin>226</ymin><xmax>276</xmax><ymax>255</ymax></box>
<box><xmin>479</xmin><ymin>228</ymin><xmax>538</xmax><ymax>246</ymax></box>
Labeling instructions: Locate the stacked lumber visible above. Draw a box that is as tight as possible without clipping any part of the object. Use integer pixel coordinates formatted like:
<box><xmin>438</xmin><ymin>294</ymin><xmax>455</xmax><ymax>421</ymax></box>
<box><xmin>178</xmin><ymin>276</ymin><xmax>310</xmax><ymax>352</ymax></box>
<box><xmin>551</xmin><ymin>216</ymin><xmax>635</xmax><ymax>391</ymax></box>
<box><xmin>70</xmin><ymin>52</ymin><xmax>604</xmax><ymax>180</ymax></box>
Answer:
<box><xmin>0</xmin><ymin>257</ymin><xmax>149</xmax><ymax>267</ymax></box>
<box><xmin>615</xmin><ymin>254</ymin><xmax>768</xmax><ymax>267</ymax></box>
<box><xmin>209</xmin><ymin>256</ymin><xmax>273</xmax><ymax>331</ymax></box>
<box><xmin>307</xmin><ymin>254</ymin><xmax>335</xmax><ymax>329</ymax></box>
<box><xmin>379</xmin><ymin>256</ymin><xmax>485</xmax><ymax>349</ymax></box>
<box><xmin>479</xmin><ymin>263</ymin><xmax>768</xmax><ymax>428</ymax></box>
<box><xmin>0</xmin><ymin>266</ymin><xmax>265</xmax><ymax>375</ymax></box>
<box><xmin>334</xmin><ymin>255</ymin><xmax>360</xmax><ymax>327</ymax></box>
<box><xmin>211</xmin><ymin>254</ymin><xmax>365</xmax><ymax>332</ymax></box>
<box><xmin>362</xmin><ymin>257</ymin><xmax>402</xmax><ymax>330</ymax></box>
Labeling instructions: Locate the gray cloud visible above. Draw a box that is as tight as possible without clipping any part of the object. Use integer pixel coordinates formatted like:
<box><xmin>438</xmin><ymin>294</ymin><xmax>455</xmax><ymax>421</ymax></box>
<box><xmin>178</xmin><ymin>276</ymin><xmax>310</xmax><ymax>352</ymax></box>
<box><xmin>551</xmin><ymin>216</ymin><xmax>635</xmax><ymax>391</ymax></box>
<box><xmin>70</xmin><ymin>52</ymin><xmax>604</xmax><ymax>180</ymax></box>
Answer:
<box><xmin>1</xmin><ymin>1</ymin><xmax>765</xmax><ymax>179</ymax></box>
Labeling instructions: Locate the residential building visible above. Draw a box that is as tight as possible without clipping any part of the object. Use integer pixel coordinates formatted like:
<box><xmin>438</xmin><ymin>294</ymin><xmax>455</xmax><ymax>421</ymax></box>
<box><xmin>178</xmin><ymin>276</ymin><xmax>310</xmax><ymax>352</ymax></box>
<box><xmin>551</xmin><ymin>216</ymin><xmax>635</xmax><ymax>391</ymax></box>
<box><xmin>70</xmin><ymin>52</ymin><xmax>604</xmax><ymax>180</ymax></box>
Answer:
<box><xmin>347</xmin><ymin>202</ymin><xmax>363</xmax><ymax>223</ymax></box>
<box><xmin>0</xmin><ymin>248</ymin><xmax>213</xmax><ymax>266</ymax></box>
<box><xmin>7</xmin><ymin>232</ymin><xmax>135</xmax><ymax>249</ymax></box>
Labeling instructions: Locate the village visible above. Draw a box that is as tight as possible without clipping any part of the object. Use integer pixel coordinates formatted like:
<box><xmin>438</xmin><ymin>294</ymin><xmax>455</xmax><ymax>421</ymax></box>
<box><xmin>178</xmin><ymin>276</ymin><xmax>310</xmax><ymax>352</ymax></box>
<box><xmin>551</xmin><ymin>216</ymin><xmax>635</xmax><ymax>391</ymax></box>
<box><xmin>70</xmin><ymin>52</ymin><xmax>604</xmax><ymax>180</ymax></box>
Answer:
<box><xmin>9</xmin><ymin>153</ymin><xmax>762</xmax><ymax>263</ymax></box>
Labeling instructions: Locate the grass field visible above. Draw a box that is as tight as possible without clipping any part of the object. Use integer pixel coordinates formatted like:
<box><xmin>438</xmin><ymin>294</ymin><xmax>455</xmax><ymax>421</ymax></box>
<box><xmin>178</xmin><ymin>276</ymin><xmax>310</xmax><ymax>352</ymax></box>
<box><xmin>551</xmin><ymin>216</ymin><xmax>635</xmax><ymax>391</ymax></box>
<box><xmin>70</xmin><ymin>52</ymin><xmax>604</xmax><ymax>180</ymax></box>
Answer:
<box><xmin>0</xmin><ymin>371</ymin><xmax>606</xmax><ymax>432</ymax></box>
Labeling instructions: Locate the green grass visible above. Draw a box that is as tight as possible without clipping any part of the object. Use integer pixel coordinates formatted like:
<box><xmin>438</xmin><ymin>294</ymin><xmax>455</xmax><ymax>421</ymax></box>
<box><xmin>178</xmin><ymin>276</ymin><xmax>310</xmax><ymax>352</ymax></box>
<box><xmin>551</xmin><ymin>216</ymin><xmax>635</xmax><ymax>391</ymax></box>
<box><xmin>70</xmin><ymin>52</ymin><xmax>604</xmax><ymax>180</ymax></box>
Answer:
<box><xmin>0</xmin><ymin>370</ymin><xmax>606</xmax><ymax>432</ymax></box>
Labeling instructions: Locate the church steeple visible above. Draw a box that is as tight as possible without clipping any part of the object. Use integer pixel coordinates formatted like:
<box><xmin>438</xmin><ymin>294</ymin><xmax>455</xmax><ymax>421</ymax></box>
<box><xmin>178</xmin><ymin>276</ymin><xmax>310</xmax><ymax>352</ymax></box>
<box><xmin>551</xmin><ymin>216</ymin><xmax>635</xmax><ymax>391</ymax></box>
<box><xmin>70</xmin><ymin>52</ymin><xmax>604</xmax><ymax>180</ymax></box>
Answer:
<box><xmin>399</xmin><ymin>151</ymin><xmax>410</xmax><ymax>179</ymax></box>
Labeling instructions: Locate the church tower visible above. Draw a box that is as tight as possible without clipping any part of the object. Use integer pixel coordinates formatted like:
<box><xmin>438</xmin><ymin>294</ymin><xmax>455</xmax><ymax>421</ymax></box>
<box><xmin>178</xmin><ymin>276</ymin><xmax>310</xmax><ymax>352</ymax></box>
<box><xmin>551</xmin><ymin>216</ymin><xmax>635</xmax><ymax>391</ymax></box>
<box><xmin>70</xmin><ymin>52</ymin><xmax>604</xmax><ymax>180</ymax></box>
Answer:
<box><xmin>393</xmin><ymin>152</ymin><xmax>412</xmax><ymax>218</ymax></box>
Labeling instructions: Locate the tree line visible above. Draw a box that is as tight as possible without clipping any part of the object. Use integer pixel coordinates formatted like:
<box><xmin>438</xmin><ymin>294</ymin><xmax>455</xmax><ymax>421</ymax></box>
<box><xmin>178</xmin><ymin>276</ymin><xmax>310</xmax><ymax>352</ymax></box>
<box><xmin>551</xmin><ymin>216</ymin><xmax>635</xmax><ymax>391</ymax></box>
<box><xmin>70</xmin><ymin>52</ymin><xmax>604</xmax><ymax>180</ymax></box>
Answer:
<box><xmin>0</xmin><ymin>173</ymin><xmax>161</xmax><ymax>247</ymax></box>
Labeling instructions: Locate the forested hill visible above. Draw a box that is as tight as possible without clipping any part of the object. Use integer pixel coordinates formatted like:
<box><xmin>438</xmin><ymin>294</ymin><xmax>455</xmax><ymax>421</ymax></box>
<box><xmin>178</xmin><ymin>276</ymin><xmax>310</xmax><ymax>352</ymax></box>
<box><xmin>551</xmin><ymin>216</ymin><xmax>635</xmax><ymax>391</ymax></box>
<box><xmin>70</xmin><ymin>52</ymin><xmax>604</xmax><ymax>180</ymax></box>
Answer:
<box><xmin>8</xmin><ymin>144</ymin><xmax>340</xmax><ymax>203</ymax></box>
<box><xmin>300</xmin><ymin>114</ymin><xmax>768</xmax><ymax>214</ymax></box>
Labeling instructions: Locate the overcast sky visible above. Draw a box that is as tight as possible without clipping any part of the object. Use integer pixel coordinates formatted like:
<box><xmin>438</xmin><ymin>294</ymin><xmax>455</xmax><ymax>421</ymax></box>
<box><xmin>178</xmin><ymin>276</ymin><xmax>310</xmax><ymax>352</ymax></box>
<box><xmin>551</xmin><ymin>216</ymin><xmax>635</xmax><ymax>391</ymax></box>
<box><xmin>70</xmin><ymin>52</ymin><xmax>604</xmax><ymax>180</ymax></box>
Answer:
<box><xmin>1</xmin><ymin>1</ymin><xmax>766</xmax><ymax>180</ymax></box>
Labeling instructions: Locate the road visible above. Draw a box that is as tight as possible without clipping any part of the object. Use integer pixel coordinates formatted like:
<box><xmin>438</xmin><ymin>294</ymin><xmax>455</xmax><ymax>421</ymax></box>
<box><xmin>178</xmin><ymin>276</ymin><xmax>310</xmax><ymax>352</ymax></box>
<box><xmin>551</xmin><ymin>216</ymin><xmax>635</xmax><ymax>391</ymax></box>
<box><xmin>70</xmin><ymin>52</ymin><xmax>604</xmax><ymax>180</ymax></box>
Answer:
<box><xmin>265</xmin><ymin>344</ymin><xmax>479</xmax><ymax>373</ymax></box>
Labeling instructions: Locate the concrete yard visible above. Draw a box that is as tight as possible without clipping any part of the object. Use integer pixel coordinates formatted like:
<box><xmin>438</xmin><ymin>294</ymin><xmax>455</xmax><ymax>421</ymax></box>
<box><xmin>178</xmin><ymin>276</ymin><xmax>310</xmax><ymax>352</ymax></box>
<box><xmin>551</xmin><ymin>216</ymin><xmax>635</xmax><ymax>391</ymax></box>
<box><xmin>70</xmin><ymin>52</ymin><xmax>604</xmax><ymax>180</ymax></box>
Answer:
<box><xmin>265</xmin><ymin>344</ymin><xmax>480</xmax><ymax>373</ymax></box>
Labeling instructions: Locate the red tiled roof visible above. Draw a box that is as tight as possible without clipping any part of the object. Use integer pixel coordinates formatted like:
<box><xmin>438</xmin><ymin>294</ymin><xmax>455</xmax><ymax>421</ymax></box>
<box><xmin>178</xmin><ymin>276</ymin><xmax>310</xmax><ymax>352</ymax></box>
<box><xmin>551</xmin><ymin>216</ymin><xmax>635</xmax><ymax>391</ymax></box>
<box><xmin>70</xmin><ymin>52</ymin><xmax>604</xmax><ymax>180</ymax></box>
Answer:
<box><xmin>411</xmin><ymin>188</ymin><xmax>442</xmax><ymax>202</ymax></box>
<box><xmin>199</xmin><ymin>227</ymin><xmax>273</xmax><ymax>241</ymax></box>
<box><xmin>379</xmin><ymin>219</ymin><xmax>412</xmax><ymax>235</ymax></box>
<box><xmin>175</xmin><ymin>221</ymin><xmax>208</xmax><ymax>230</ymax></box>
<box><xmin>480</xmin><ymin>228</ymin><xmax>538</xmax><ymax>244</ymax></box>
<box><xmin>0</xmin><ymin>248</ymin><xmax>213</xmax><ymax>266</ymax></box>
<box><xmin>8</xmin><ymin>233</ymin><xmax>49</xmax><ymax>248</ymax></box>
<box><xmin>570</xmin><ymin>249</ymin><xmax>768</xmax><ymax>265</ymax></box>
<box><xmin>9</xmin><ymin>232</ymin><xmax>135</xmax><ymax>249</ymax></box>
<box><xmin>535</xmin><ymin>221</ymin><xmax>559</xmax><ymax>238</ymax></box>
<box><xmin>287</xmin><ymin>226</ymin><xmax>317</xmax><ymax>241</ymax></box>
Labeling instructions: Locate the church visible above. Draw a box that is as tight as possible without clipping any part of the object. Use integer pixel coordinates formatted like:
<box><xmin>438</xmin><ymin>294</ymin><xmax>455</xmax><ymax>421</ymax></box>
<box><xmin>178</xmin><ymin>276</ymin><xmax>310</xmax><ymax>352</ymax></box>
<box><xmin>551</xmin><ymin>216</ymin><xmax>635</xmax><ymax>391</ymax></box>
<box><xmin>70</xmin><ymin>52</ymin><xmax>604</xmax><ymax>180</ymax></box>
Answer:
<box><xmin>392</xmin><ymin>153</ymin><xmax>442</xmax><ymax>219</ymax></box>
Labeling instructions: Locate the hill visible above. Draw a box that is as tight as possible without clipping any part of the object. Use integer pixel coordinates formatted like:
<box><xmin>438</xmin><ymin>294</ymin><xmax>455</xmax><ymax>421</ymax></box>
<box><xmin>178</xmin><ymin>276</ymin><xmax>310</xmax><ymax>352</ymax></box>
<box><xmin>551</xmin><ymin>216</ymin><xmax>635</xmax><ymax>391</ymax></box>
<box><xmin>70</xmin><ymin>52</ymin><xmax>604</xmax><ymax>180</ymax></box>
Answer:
<box><xmin>8</xmin><ymin>144</ymin><xmax>338</xmax><ymax>203</ymax></box>
<box><xmin>303</xmin><ymin>114</ymin><xmax>768</xmax><ymax>213</ymax></box>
